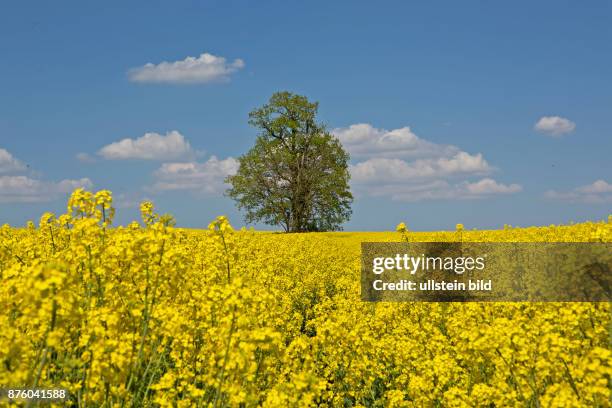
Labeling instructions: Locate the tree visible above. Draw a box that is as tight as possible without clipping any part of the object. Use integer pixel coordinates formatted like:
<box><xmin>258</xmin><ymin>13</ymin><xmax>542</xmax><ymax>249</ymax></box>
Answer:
<box><xmin>226</xmin><ymin>91</ymin><xmax>353</xmax><ymax>232</ymax></box>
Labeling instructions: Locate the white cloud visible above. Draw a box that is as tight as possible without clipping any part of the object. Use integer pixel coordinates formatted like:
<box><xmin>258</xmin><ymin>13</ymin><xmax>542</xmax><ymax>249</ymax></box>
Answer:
<box><xmin>364</xmin><ymin>178</ymin><xmax>522</xmax><ymax>202</ymax></box>
<box><xmin>464</xmin><ymin>178</ymin><xmax>522</xmax><ymax>195</ymax></box>
<box><xmin>98</xmin><ymin>131</ymin><xmax>195</xmax><ymax>160</ymax></box>
<box><xmin>76</xmin><ymin>152</ymin><xmax>96</xmax><ymax>163</ymax></box>
<box><xmin>333</xmin><ymin>123</ymin><xmax>521</xmax><ymax>202</ymax></box>
<box><xmin>332</xmin><ymin>123</ymin><xmax>458</xmax><ymax>159</ymax></box>
<box><xmin>128</xmin><ymin>52</ymin><xmax>245</xmax><ymax>84</ymax></box>
<box><xmin>0</xmin><ymin>148</ymin><xmax>27</xmax><ymax>173</ymax></box>
<box><xmin>545</xmin><ymin>180</ymin><xmax>612</xmax><ymax>203</ymax></box>
<box><xmin>534</xmin><ymin>116</ymin><xmax>576</xmax><ymax>136</ymax></box>
<box><xmin>0</xmin><ymin>148</ymin><xmax>93</xmax><ymax>203</ymax></box>
<box><xmin>577</xmin><ymin>180</ymin><xmax>612</xmax><ymax>194</ymax></box>
<box><xmin>0</xmin><ymin>176</ymin><xmax>93</xmax><ymax>203</ymax></box>
<box><xmin>150</xmin><ymin>156</ymin><xmax>238</xmax><ymax>194</ymax></box>
<box><xmin>350</xmin><ymin>152</ymin><xmax>492</xmax><ymax>184</ymax></box>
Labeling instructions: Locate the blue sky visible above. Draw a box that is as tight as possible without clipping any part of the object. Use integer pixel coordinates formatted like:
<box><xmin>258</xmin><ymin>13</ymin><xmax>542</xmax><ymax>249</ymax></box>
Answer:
<box><xmin>0</xmin><ymin>1</ymin><xmax>610</xmax><ymax>230</ymax></box>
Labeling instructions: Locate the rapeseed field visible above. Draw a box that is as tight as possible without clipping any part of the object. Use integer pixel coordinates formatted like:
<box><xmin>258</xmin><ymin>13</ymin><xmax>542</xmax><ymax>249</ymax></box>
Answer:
<box><xmin>1</xmin><ymin>189</ymin><xmax>610</xmax><ymax>407</ymax></box>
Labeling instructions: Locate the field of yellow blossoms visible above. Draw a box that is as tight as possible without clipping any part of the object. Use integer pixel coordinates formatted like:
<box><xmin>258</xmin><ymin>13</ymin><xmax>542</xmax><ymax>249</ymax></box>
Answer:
<box><xmin>1</xmin><ymin>189</ymin><xmax>610</xmax><ymax>407</ymax></box>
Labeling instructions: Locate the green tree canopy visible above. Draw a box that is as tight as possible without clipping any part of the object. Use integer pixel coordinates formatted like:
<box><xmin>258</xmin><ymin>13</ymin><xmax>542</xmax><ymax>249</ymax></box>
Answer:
<box><xmin>226</xmin><ymin>91</ymin><xmax>353</xmax><ymax>232</ymax></box>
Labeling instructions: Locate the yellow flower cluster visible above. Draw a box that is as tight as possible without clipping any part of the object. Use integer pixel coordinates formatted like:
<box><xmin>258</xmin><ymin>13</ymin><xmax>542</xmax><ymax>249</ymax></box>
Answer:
<box><xmin>0</xmin><ymin>189</ymin><xmax>610</xmax><ymax>407</ymax></box>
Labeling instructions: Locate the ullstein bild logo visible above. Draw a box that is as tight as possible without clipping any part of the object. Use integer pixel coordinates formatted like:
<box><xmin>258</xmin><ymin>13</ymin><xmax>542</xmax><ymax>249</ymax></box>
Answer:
<box><xmin>361</xmin><ymin>242</ymin><xmax>612</xmax><ymax>302</ymax></box>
